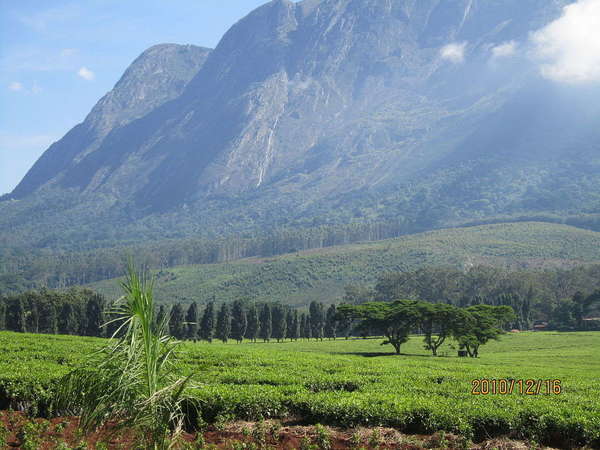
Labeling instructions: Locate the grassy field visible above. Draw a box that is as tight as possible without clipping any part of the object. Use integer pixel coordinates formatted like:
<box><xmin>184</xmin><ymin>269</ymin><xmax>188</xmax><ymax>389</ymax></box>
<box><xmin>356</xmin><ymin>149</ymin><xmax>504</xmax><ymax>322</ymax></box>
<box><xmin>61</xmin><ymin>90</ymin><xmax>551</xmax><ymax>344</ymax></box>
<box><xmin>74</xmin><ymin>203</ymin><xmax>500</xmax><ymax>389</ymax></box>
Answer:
<box><xmin>1</xmin><ymin>331</ymin><xmax>599</xmax><ymax>447</ymax></box>
<box><xmin>88</xmin><ymin>222</ymin><xmax>600</xmax><ymax>306</ymax></box>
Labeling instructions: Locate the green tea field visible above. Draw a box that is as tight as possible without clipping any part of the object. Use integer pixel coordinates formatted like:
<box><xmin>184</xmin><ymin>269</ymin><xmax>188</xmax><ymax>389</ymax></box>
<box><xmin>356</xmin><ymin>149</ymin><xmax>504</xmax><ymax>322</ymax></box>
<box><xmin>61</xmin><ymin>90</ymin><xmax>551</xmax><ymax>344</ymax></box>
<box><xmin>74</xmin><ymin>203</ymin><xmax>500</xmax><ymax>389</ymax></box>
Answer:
<box><xmin>1</xmin><ymin>331</ymin><xmax>599</xmax><ymax>448</ymax></box>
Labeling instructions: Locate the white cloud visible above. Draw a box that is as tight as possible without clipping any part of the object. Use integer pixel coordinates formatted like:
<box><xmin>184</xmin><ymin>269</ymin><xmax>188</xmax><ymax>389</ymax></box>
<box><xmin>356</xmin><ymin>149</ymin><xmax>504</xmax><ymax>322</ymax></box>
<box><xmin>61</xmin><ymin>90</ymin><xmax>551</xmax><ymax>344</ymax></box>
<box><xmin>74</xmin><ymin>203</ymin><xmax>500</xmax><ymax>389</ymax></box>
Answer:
<box><xmin>77</xmin><ymin>66</ymin><xmax>95</xmax><ymax>81</ymax></box>
<box><xmin>7</xmin><ymin>81</ymin><xmax>43</xmax><ymax>94</ymax></box>
<box><xmin>440</xmin><ymin>42</ymin><xmax>467</xmax><ymax>64</ymax></box>
<box><xmin>8</xmin><ymin>81</ymin><xmax>23</xmax><ymax>91</ymax></box>
<box><xmin>532</xmin><ymin>0</ymin><xmax>600</xmax><ymax>83</ymax></box>
<box><xmin>491</xmin><ymin>41</ymin><xmax>517</xmax><ymax>59</ymax></box>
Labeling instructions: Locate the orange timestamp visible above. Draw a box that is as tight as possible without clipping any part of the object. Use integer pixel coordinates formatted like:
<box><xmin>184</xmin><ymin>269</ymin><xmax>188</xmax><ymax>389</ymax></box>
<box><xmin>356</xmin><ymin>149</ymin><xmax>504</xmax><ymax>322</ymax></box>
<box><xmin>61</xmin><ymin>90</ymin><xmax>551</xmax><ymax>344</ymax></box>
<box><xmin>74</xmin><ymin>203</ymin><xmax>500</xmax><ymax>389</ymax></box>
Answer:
<box><xmin>471</xmin><ymin>379</ymin><xmax>562</xmax><ymax>395</ymax></box>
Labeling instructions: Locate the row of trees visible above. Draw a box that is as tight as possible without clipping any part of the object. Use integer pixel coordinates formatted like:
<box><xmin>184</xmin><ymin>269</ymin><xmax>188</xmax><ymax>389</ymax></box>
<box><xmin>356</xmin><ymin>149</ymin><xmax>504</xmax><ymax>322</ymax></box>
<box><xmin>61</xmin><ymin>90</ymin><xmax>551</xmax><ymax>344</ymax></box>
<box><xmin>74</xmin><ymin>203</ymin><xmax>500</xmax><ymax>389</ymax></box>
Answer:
<box><xmin>0</xmin><ymin>290</ymin><xmax>343</xmax><ymax>344</ymax></box>
<box><xmin>0</xmin><ymin>288</ymin><xmax>105</xmax><ymax>336</ymax></box>
<box><xmin>161</xmin><ymin>300</ymin><xmax>341</xmax><ymax>343</ymax></box>
<box><xmin>338</xmin><ymin>300</ymin><xmax>516</xmax><ymax>356</ymax></box>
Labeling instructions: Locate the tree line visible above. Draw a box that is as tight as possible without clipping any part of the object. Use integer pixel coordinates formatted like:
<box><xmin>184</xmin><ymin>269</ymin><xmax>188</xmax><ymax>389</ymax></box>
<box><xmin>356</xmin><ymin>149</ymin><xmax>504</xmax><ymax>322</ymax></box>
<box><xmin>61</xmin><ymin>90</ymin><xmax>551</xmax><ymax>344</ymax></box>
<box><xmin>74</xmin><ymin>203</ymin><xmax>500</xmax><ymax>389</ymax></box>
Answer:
<box><xmin>157</xmin><ymin>300</ymin><xmax>343</xmax><ymax>343</ymax></box>
<box><xmin>0</xmin><ymin>288</ymin><xmax>106</xmax><ymax>336</ymax></box>
<box><xmin>0</xmin><ymin>290</ymin><xmax>344</xmax><ymax>343</ymax></box>
<box><xmin>2</xmin><ymin>274</ymin><xmax>597</xmax><ymax>342</ymax></box>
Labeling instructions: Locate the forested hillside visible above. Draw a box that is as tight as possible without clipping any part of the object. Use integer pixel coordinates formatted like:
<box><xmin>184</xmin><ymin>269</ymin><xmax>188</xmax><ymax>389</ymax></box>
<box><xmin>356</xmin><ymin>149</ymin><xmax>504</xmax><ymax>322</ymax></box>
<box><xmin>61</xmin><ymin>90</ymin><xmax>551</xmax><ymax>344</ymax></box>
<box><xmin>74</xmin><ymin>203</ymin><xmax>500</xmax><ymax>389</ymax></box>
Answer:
<box><xmin>87</xmin><ymin>222</ymin><xmax>600</xmax><ymax>307</ymax></box>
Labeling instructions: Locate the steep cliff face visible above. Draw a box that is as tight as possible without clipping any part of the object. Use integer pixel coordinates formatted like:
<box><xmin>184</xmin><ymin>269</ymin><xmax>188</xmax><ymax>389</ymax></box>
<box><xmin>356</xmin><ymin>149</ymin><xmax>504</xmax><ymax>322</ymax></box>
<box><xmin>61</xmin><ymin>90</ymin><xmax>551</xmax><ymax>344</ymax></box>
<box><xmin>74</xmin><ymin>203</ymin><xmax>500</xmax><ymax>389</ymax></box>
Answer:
<box><xmin>11</xmin><ymin>44</ymin><xmax>211</xmax><ymax>198</ymax></box>
<box><xmin>4</xmin><ymin>0</ymin><xmax>600</xmax><ymax>249</ymax></box>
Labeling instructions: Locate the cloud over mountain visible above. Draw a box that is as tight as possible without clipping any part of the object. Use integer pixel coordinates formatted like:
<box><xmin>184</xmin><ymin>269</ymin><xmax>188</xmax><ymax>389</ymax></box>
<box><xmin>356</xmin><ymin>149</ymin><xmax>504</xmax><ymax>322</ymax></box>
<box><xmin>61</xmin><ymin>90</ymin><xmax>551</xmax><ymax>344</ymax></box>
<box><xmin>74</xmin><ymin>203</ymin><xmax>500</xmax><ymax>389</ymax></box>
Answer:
<box><xmin>532</xmin><ymin>0</ymin><xmax>600</xmax><ymax>83</ymax></box>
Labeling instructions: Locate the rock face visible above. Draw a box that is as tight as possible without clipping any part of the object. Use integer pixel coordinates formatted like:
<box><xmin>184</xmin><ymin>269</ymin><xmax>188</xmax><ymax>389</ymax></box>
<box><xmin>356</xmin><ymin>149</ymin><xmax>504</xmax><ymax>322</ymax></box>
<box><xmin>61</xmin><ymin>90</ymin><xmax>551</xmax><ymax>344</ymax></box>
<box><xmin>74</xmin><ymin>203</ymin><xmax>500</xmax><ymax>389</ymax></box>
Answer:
<box><xmin>11</xmin><ymin>44</ymin><xmax>211</xmax><ymax>198</ymax></box>
<box><xmin>4</xmin><ymin>0</ymin><xmax>600</xmax><ymax>246</ymax></box>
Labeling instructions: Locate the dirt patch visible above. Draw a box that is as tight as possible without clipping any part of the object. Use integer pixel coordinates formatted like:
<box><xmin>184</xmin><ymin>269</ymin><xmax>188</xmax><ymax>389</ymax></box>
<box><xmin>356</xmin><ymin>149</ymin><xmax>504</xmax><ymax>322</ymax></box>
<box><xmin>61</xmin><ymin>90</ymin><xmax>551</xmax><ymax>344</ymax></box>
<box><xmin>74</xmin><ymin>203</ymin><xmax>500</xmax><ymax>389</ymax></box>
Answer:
<box><xmin>0</xmin><ymin>412</ymin><xmax>563</xmax><ymax>449</ymax></box>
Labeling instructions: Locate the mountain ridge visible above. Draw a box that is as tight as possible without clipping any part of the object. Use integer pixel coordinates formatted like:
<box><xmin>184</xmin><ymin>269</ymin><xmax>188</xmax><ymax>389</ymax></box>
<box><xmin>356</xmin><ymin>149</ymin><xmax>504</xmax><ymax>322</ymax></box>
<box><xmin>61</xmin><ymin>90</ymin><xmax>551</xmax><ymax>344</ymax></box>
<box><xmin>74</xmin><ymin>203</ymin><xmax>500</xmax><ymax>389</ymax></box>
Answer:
<box><xmin>3</xmin><ymin>0</ymin><xmax>600</xmax><ymax>251</ymax></box>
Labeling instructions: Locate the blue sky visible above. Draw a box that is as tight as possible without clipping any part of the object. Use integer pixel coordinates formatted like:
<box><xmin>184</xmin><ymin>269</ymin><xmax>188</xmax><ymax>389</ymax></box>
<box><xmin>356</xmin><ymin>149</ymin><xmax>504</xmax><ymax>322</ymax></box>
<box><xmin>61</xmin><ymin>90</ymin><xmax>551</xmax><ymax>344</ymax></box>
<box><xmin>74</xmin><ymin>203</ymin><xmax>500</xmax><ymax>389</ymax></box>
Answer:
<box><xmin>0</xmin><ymin>0</ymin><xmax>280</xmax><ymax>195</ymax></box>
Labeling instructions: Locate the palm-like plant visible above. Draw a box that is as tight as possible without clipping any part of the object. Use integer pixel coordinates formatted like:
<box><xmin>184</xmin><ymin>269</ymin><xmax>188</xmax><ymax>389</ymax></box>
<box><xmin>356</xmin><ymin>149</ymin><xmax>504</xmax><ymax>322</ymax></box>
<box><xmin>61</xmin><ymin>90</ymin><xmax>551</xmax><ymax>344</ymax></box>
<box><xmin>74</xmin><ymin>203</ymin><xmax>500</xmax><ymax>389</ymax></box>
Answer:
<box><xmin>58</xmin><ymin>263</ymin><xmax>191</xmax><ymax>448</ymax></box>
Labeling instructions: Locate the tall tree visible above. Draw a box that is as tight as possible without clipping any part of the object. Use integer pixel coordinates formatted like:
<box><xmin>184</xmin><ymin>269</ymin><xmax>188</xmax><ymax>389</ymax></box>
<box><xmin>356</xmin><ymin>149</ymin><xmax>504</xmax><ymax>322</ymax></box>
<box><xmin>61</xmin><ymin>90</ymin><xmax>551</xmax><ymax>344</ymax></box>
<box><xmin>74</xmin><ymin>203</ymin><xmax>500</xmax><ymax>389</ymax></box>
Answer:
<box><xmin>199</xmin><ymin>302</ymin><xmax>215</xmax><ymax>342</ymax></box>
<box><xmin>169</xmin><ymin>303</ymin><xmax>186</xmax><ymax>339</ymax></box>
<box><xmin>245</xmin><ymin>304</ymin><xmax>260</xmax><ymax>342</ymax></box>
<box><xmin>59</xmin><ymin>302</ymin><xmax>77</xmax><ymax>335</ymax></box>
<box><xmin>304</xmin><ymin>315</ymin><xmax>312</xmax><ymax>340</ymax></box>
<box><xmin>272</xmin><ymin>304</ymin><xmax>287</xmax><ymax>343</ymax></box>
<box><xmin>216</xmin><ymin>303</ymin><xmax>231</xmax><ymax>343</ymax></box>
<box><xmin>85</xmin><ymin>293</ymin><xmax>105</xmax><ymax>337</ymax></box>
<box><xmin>185</xmin><ymin>302</ymin><xmax>199</xmax><ymax>340</ymax></box>
<box><xmin>38</xmin><ymin>300</ymin><xmax>58</xmax><ymax>334</ymax></box>
<box><xmin>0</xmin><ymin>299</ymin><xmax>6</xmax><ymax>330</ymax></box>
<box><xmin>309</xmin><ymin>301</ymin><xmax>324</xmax><ymax>341</ymax></box>
<box><xmin>28</xmin><ymin>300</ymin><xmax>40</xmax><ymax>334</ymax></box>
<box><xmin>259</xmin><ymin>304</ymin><xmax>272</xmax><ymax>342</ymax></box>
<box><xmin>325</xmin><ymin>304</ymin><xmax>337</xmax><ymax>340</ymax></box>
<box><xmin>290</xmin><ymin>310</ymin><xmax>300</xmax><ymax>341</ymax></box>
<box><xmin>231</xmin><ymin>300</ymin><xmax>247</xmax><ymax>343</ymax></box>
<box><xmin>9</xmin><ymin>297</ymin><xmax>27</xmax><ymax>333</ymax></box>
<box><xmin>286</xmin><ymin>309</ymin><xmax>295</xmax><ymax>341</ymax></box>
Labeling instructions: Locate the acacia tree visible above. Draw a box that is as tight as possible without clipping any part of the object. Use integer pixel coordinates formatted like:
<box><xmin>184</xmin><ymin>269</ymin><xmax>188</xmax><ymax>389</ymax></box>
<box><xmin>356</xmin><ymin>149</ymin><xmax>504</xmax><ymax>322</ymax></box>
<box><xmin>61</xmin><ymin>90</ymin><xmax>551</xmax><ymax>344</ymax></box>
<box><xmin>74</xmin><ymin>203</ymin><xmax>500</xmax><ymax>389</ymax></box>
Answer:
<box><xmin>452</xmin><ymin>305</ymin><xmax>516</xmax><ymax>357</ymax></box>
<box><xmin>245</xmin><ymin>304</ymin><xmax>260</xmax><ymax>342</ymax></box>
<box><xmin>231</xmin><ymin>300</ymin><xmax>247</xmax><ymax>343</ymax></box>
<box><xmin>199</xmin><ymin>302</ymin><xmax>215</xmax><ymax>343</ymax></box>
<box><xmin>338</xmin><ymin>300</ymin><xmax>424</xmax><ymax>354</ymax></box>
<box><xmin>420</xmin><ymin>303</ymin><xmax>464</xmax><ymax>356</ymax></box>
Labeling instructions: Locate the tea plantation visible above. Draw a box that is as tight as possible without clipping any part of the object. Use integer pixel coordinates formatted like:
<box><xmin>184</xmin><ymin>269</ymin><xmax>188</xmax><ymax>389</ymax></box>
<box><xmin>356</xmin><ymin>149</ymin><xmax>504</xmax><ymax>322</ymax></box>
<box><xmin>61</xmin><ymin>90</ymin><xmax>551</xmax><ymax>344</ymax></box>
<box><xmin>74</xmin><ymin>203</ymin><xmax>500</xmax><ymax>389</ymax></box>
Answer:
<box><xmin>1</xmin><ymin>331</ymin><xmax>599</xmax><ymax>447</ymax></box>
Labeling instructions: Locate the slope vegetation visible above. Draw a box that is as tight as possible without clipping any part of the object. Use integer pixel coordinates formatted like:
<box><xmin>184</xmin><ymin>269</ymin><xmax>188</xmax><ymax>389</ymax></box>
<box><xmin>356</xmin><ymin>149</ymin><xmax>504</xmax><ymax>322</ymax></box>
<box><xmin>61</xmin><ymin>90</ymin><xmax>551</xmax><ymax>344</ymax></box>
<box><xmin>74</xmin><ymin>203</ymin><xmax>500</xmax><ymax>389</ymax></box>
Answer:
<box><xmin>88</xmin><ymin>222</ymin><xmax>600</xmax><ymax>306</ymax></box>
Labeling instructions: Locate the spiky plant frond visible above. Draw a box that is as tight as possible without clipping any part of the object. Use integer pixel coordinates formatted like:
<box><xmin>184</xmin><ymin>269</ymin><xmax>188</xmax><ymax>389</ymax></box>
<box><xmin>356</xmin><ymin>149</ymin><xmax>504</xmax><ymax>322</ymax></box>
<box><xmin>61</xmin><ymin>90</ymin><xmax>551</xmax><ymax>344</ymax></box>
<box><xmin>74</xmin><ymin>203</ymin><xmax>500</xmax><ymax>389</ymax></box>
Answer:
<box><xmin>58</xmin><ymin>262</ymin><xmax>192</xmax><ymax>449</ymax></box>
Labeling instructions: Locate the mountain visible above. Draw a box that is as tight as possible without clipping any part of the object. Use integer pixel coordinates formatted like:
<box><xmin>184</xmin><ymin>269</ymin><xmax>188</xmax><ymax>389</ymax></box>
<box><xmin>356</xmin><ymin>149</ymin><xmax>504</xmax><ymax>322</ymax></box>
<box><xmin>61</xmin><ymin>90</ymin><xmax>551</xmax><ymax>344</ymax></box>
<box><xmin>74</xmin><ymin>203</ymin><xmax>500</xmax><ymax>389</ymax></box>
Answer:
<box><xmin>2</xmin><ymin>0</ymin><xmax>600</xmax><ymax>251</ymax></box>
<box><xmin>10</xmin><ymin>43</ymin><xmax>212</xmax><ymax>199</ymax></box>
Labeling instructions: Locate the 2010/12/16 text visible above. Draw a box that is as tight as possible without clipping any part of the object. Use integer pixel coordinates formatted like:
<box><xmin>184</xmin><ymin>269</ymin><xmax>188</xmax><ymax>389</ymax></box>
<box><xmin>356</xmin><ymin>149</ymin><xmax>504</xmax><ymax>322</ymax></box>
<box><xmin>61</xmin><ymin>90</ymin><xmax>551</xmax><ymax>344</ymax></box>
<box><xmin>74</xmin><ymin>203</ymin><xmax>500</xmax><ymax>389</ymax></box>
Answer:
<box><xmin>471</xmin><ymin>379</ymin><xmax>562</xmax><ymax>395</ymax></box>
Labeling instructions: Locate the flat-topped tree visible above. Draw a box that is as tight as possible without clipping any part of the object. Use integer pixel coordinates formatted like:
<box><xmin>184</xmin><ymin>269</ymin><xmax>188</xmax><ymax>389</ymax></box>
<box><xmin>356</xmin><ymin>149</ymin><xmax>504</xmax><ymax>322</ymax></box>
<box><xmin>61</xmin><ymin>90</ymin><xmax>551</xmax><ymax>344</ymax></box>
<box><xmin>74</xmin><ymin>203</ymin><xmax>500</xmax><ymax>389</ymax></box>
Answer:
<box><xmin>421</xmin><ymin>303</ymin><xmax>466</xmax><ymax>356</ymax></box>
<box><xmin>452</xmin><ymin>305</ymin><xmax>516</xmax><ymax>358</ymax></box>
<box><xmin>339</xmin><ymin>300</ymin><xmax>424</xmax><ymax>354</ymax></box>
